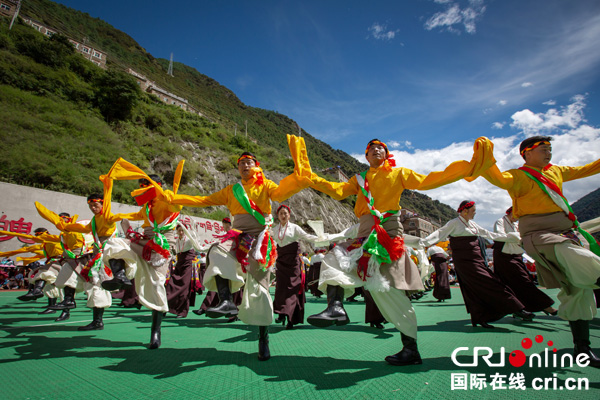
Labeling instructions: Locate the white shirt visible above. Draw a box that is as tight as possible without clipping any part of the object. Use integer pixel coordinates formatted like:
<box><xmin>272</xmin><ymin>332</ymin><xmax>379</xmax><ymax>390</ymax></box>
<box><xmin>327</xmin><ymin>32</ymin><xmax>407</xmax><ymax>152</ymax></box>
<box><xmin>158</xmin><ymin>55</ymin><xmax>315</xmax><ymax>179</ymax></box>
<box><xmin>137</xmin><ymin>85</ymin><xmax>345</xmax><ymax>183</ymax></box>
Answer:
<box><xmin>427</xmin><ymin>245</ymin><xmax>449</xmax><ymax>258</ymax></box>
<box><xmin>175</xmin><ymin>234</ymin><xmax>194</xmax><ymax>254</ymax></box>
<box><xmin>420</xmin><ymin>216</ymin><xmax>519</xmax><ymax>248</ymax></box>
<box><xmin>311</xmin><ymin>253</ymin><xmax>325</xmax><ymax>263</ymax></box>
<box><xmin>493</xmin><ymin>215</ymin><xmax>525</xmax><ymax>255</ymax></box>
<box><xmin>272</xmin><ymin>222</ymin><xmax>319</xmax><ymax>247</ymax></box>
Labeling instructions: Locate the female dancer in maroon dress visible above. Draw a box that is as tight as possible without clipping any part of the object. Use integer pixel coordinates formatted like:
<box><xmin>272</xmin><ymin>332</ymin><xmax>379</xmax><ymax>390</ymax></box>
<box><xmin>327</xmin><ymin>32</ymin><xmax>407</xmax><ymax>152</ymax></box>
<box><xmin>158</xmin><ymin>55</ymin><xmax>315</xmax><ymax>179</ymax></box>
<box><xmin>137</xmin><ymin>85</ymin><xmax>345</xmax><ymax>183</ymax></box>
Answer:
<box><xmin>421</xmin><ymin>201</ymin><xmax>535</xmax><ymax>328</ymax></box>
<box><xmin>272</xmin><ymin>205</ymin><xmax>320</xmax><ymax>329</ymax></box>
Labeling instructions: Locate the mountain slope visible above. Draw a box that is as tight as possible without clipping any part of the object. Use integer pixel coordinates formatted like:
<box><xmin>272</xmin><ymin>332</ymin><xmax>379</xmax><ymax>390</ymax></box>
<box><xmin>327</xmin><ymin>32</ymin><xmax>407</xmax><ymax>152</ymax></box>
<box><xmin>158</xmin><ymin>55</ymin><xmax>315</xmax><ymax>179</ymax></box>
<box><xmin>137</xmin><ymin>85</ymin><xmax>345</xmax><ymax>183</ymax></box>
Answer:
<box><xmin>0</xmin><ymin>0</ymin><xmax>458</xmax><ymax>227</ymax></box>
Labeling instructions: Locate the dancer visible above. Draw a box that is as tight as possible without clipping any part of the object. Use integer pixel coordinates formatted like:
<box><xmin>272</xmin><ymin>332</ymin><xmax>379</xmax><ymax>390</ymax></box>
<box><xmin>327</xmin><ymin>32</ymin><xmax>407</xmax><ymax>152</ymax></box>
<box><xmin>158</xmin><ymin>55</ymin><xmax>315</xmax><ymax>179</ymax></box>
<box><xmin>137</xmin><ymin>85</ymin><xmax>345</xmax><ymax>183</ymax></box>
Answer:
<box><xmin>302</xmin><ymin>137</ymin><xmax>496</xmax><ymax>366</ymax></box>
<box><xmin>482</xmin><ymin>135</ymin><xmax>600</xmax><ymax>366</ymax></box>
<box><xmin>420</xmin><ymin>201</ymin><xmax>534</xmax><ymax>328</ymax></box>
<box><xmin>165</xmin><ymin>135</ymin><xmax>313</xmax><ymax>360</ymax></box>
<box><xmin>272</xmin><ymin>204</ymin><xmax>322</xmax><ymax>329</ymax></box>
<box><xmin>165</xmin><ymin>222</ymin><xmax>198</xmax><ymax>318</ymax></box>
<box><xmin>0</xmin><ymin>228</ymin><xmax>67</xmax><ymax>319</ymax></box>
<box><xmin>36</xmin><ymin>205</ymin><xmax>113</xmax><ymax>330</ymax></box>
<box><xmin>98</xmin><ymin>158</ymin><xmax>184</xmax><ymax>349</ymax></box>
<box><xmin>426</xmin><ymin>244</ymin><xmax>451</xmax><ymax>302</ymax></box>
<box><xmin>493</xmin><ymin>207</ymin><xmax>557</xmax><ymax>315</ymax></box>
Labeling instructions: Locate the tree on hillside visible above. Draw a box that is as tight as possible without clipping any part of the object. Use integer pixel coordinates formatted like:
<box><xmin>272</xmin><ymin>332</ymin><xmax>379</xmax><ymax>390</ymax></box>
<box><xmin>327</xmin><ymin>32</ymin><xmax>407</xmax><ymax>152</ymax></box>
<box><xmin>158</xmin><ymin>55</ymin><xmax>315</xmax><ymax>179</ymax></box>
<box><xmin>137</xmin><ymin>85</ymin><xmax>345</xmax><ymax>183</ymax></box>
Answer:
<box><xmin>94</xmin><ymin>70</ymin><xmax>141</xmax><ymax>122</ymax></box>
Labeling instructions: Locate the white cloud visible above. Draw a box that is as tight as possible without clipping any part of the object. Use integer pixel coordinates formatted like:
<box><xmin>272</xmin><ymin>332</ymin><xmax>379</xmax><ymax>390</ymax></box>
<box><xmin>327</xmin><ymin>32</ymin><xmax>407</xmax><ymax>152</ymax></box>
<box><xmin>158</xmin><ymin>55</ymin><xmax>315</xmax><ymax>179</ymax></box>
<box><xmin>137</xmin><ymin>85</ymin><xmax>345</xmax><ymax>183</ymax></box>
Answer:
<box><xmin>498</xmin><ymin>100</ymin><xmax>507</xmax><ymax>106</ymax></box>
<box><xmin>368</xmin><ymin>23</ymin><xmax>399</xmax><ymax>41</ymax></box>
<box><xmin>510</xmin><ymin>94</ymin><xmax>586</xmax><ymax>136</ymax></box>
<box><xmin>491</xmin><ymin>121</ymin><xmax>505</xmax><ymax>129</ymax></box>
<box><xmin>351</xmin><ymin>96</ymin><xmax>600</xmax><ymax>230</ymax></box>
<box><xmin>543</xmin><ymin>100</ymin><xmax>557</xmax><ymax>106</ymax></box>
<box><xmin>424</xmin><ymin>0</ymin><xmax>486</xmax><ymax>34</ymax></box>
<box><xmin>522</xmin><ymin>82</ymin><xmax>533</xmax><ymax>88</ymax></box>
<box><xmin>387</xmin><ymin>140</ymin><xmax>413</xmax><ymax>149</ymax></box>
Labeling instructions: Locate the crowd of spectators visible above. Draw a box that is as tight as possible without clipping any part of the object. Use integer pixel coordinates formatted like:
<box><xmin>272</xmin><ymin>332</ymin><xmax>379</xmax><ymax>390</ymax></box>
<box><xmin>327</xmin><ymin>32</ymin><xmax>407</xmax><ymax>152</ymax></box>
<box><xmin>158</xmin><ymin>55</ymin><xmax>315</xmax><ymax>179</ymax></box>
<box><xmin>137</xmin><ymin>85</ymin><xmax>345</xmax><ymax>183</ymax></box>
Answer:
<box><xmin>0</xmin><ymin>258</ymin><xmax>29</xmax><ymax>290</ymax></box>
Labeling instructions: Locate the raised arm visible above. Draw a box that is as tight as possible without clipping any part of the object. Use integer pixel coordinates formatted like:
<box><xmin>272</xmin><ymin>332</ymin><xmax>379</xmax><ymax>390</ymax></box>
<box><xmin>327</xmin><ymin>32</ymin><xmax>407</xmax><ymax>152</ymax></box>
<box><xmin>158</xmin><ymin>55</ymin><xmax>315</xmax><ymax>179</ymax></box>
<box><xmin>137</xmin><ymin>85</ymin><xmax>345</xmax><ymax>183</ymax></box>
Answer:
<box><xmin>559</xmin><ymin>158</ymin><xmax>600</xmax><ymax>182</ymax></box>
<box><xmin>404</xmin><ymin>137</ymin><xmax>497</xmax><ymax>191</ymax></box>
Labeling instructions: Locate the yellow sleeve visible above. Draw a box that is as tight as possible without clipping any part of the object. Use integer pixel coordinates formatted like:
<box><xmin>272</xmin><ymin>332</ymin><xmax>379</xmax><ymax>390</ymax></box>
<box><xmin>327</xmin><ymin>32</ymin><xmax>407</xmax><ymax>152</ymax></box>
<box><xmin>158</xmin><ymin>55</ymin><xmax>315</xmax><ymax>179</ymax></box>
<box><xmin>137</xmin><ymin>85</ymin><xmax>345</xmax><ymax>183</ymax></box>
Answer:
<box><xmin>0</xmin><ymin>244</ymin><xmax>41</xmax><ymax>257</ymax></box>
<box><xmin>309</xmin><ymin>174</ymin><xmax>359</xmax><ymax>200</ymax></box>
<box><xmin>114</xmin><ymin>209</ymin><xmax>146</xmax><ymax>222</ymax></box>
<box><xmin>167</xmin><ymin>187</ymin><xmax>230</xmax><ymax>208</ymax></box>
<box><xmin>58</xmin><ymin>221</ymin><xmax>92</xmax><ymax>234</ymax></box>
<box><xmin>481</xmin><ymin>164</ymin><xmax>515</xmax><ymax>190</ymax></box>
<box><xmin>406</xmin><ymin>137</ymin><xmax>497</xmax><ymax>191</ymax></box>
<box><xmin>0</xmin><ymin>230</ymin><xmax>44</xmax><ymax>243</ymax></box>
<box><xmin>559</xmin><ymin>159</ymin><xmax>600</xmax><ymax>182</ymax></box>
<box><xmin>34</xmin><ymin>202</ymin><xmax>64</xmax><ymax>229</ymax></box>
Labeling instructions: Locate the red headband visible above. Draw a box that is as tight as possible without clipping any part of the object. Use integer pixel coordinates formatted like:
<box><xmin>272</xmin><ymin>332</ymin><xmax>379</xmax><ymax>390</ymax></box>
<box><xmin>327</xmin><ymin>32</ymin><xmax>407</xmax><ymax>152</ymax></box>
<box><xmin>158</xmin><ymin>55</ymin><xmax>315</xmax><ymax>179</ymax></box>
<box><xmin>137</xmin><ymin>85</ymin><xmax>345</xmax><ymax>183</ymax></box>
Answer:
<box><xmin>237</xmin><ymin>154</ymin><xmax>260</xmax><ymax>166</ymax></box>
<box><xmin>277</xmin><ymin>204</ymin><xmax>291</xmax><ymax>214</ymax></box>
<box><xmin>457</xmin><ymin>201</ymin><xmax>475</xmax><ymax>213</ymax></box>
<box><xmin>87</xmin><ymin>198</ymin><xmax>104</xmax><ymax>204</ymax></box>
<box><xmin>365</xmin><ymin>140</ymin><xmax>388</xmax><ymax>155</ymax></box>
<box><xmin>505</xmin><ymin>206</ymin><xmax>513</xmax><ymax>215</ymax></box>
<box><xmin>520</xmin><ymin>140</ymin><xmax>550</xmax><ymax>156</ymax></box>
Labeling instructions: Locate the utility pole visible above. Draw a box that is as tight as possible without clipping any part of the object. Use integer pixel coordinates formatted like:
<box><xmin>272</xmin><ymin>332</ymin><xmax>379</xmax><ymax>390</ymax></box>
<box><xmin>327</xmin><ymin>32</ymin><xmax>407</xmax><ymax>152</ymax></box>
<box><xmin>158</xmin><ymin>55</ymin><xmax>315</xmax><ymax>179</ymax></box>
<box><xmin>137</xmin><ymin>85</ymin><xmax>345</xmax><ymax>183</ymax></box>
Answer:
<box><xmin>167</xmin><ymin>53</ymin><xmax>174</xmax><ymax>77</ymax></box>
<box><xmin>9</xmin><ymin>0</ymin><xmax>22</xmax><ymax>30</ymax></box>
<box><xmin>245</xmin><ymin>120</ymin><xmax>248</xmax><ymax>138</ymax></box>
<box><xmin>234</xmin><ymin>123</ymin><xmax>237</xmax><ymax>136</ymax></box>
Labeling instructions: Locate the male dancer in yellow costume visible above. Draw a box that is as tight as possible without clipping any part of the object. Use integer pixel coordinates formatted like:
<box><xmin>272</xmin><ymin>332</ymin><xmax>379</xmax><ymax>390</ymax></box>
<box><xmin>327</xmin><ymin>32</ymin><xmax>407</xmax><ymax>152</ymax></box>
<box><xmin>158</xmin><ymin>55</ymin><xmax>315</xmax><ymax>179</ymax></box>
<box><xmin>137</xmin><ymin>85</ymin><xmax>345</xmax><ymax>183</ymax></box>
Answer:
<box><xmin>482</xmin><ymin>135</ymin><xmax>600</xmax><ymax>367</ymax></box>
<box><xmin>300</xmin><ymin>137</ymin><xmax>496</xmax><ymax>366</ymax></box>
<box><xmin>164</xmin><ymin>135</ymin><xmax>312</xmax><ymax>361</ymax></box>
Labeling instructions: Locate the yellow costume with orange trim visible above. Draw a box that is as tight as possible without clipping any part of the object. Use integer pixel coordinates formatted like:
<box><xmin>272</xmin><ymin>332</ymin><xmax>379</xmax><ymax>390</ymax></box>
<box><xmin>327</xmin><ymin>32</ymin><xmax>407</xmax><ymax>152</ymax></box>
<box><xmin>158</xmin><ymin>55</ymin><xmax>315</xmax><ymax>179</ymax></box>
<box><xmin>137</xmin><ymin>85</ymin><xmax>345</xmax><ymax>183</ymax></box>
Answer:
<box><xmin>301</xmin><ymin>137</ymin><xmax>496</xmax><ymax>340</ymax></box>
<box><xmin>482</xmin><ymin>156</ymin><xmax>600</xmax><ymax>321</ymax></box>
<box><xmin>99</xmin><ymin>157</ymin><xmax>183</xmax><ymax>313</ymax></box>
<box><xmin>162</xmin><ymin>135</ymin><xmax>313</xmax><ymax>326</ymax></box>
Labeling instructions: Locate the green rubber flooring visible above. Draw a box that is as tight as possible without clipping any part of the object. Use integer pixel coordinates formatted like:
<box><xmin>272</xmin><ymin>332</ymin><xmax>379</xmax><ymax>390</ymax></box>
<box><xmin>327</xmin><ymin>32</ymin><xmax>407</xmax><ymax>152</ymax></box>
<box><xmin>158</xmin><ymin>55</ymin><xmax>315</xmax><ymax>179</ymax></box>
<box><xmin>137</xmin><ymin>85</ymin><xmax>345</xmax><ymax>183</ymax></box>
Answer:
<box><xmin>1</xmin><ymin>287</ymin><xmax>598</xmax><ymax>399</ymax></box>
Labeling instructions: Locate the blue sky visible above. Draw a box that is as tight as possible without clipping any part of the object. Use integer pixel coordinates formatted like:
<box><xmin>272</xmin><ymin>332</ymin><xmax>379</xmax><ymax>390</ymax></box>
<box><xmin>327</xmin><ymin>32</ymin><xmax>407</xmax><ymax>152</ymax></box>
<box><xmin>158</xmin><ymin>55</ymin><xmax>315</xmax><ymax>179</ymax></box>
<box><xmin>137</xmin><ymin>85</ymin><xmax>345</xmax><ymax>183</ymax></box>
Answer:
<box><xmin>50</xmin><ymin>0</ymin><xmax>600</xmax><ymax>228</ymax></box>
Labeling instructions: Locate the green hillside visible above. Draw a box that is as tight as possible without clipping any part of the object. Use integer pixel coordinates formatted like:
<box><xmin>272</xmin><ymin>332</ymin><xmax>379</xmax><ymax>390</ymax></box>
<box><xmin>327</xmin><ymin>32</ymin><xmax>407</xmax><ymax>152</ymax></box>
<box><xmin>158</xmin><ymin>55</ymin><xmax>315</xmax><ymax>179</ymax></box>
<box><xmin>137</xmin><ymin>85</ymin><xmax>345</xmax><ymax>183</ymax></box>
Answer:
<box><xmin>0</xmin><ymin>0</ymin><xmax>457</xmax><ymax>223</ymax></box>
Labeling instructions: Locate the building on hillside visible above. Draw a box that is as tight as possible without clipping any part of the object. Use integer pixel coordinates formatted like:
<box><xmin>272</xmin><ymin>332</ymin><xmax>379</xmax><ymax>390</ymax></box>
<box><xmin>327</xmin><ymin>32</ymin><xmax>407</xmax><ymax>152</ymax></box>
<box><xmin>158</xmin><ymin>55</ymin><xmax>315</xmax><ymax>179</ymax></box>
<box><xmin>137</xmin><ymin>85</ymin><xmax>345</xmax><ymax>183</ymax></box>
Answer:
<box><xmin>0</xmin><ymin>0</ymin><xmax>18</xmax><ymax>18</ymax></box>
<box><xmin>16</xmin><ymin>16</ymin><xmax>108</xmax><ymax>69</ymax></box>
<box><xmin>400</xmin><ymin>209</ymin><xmax>440</xmax><ymax>238</ymax></box>
<box><xmin>126</xmin><ymin>68</ymin><xmax>189</xmax><ymax>110</ymax></box>
<box><xmin>322</xmin><ymin>166</ymin><xmax>349</xmax><ymax>183</ymax></box>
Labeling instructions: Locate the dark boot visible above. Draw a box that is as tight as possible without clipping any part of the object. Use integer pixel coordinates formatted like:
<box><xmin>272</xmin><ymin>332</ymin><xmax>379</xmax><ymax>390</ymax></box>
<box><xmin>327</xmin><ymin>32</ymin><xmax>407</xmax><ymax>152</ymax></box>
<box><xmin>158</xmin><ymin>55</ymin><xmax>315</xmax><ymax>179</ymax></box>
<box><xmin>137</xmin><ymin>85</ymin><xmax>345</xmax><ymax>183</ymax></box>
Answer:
<box><xmin>206</xmin><ymin>276</ymin><xmax>238</xmax><ymax>318</ymax></box>
<box><xmin>149</xmin><ymin>310</ymin><xmax>162</xmax><ymax>349</ymax></box>
<box><xmin>39</xmin><ymin>298</ymin><xmax>57</xmax><ymax>314</ymax></box>
<box><xmin>101</xmin><ymin>259</ymin><xmax>132</xmax><ymax>291</ymax></box>
<box><xmin>49</xmin><ymin>287</ymin><xmax>76</xmax><ymax>310</ymax></box>
<box><xmin>78</xmin><ymin>308</ymin><xmax>104</xmax><ymax>331</ymax></box>
<box><xmin>18</xmin><ymin>280</ymin><xmax>45</xmax><ymax>301</ymax></box>
<box><xmin>513</xmin><ymin>309</ymin><xmax>535</xmax><ymax>321</ymax></box>
<box><xmin>192</xmin><ymin>308</ymin><xmax>205</xmax><ymax>316</ymax></box>
<box><xmin>55</xmin><ymin>309</ymin><xmax>70</xmax><ymax>322</ymax></box>
<box><xmin>17</xmin><ymin>283</ymin><xmax>35</xmax><ymax>301</ymax></box>
<box><xmin>258</xmin><ymin>326</ymin><xmax>270</xmax><ymax>361</ymax></box>
<box><xmin>569</xmin><ymin>320</ymin><xmax>600</xmax><ymax>368</ymax></box>
<box><xmin>307</xmin><ymin>285</ymin><xmax>349</xmax><ymax>327</ymax></box>
<box><xmin>385</xmin><ymin>332</ymin><xmax>423</xmax><ymax>366</ymax></box>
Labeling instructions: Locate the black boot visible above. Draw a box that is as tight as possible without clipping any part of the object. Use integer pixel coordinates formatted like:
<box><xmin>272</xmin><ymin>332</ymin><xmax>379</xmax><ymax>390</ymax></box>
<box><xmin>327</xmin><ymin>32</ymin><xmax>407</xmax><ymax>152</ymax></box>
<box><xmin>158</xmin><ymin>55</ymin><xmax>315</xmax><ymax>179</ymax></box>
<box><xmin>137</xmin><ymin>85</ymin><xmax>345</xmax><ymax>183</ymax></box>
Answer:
<box><xmin>149</xmin><ymin>310</ymin><xmax>162</xmax><ymax>349</ymax></box>
<box><xmin>18</xmin><ymin>280</ymin><xmax>45</xmax><ymax>301</ymax></box>
<box><xmin>385</xmin><ymin>333</ymin><xmax>423</xmax><ymax>366</ymax></box>
<box><xmin>206</xmin><ymin>276</ymin><xmax>239</xmax><ymax>318</ymax></box>
<box><xmin>192</xmin><ymin>308</ymin><xmax>205</xmax><ymax>316</ymax></box>
<box><xmin>307</xmin><ymin>285</ymin><xmax>349</xmax><ymax>327</ymax></box>
<box><xmin>55</xmin><ymin>309</ymin><xmax>70</xmax><ymax>322</ymax></box>
<box><xmin>258</xmin><ymin>326</ymin><xmax>270</xmax><ymax>361</ymax></box>
<box><xmin>39</xmin><ymin>298</ymin><xmax>57</xmax><ymax>314</ymax></box>
<box><xmin>17</xmin><ymin>283</ymin><xmax>35</xmax><ymax>301</ymax></box>
<box><xmin>513</xmin><ymin>309</ymin><xmax>535</xmax><ymax>321</ymax></box>
<box><xmin>49</xmin><ymin>287</ymin><xmax>76</xmax><ymax>310</ymax></box>
<box><xmin>101</xmin><ymin>259</ymin><xmax>132</xmax><ymax>291</ymax></box>
<box><xmin>569</xmin><ymin>320</ymin><xmax>600</xmax><ymax>368</ymax></box>
<box><xmin>78</xmin><ymin>308</ymin><xmax>104</xmax><ymax>331</ymax></box>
